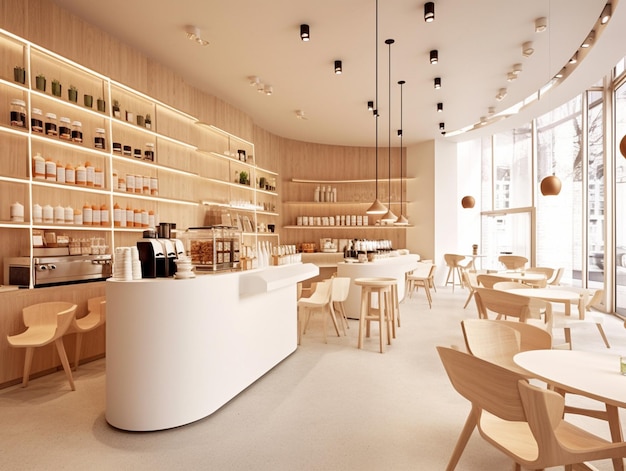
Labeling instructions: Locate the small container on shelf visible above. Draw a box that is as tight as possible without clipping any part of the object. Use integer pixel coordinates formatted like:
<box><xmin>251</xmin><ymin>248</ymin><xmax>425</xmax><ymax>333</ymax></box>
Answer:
<box><xmin>31</xmin><ymin>108</ymin><xmax>43</xmax><ymax>133</ymax></box>
<box><xmin>150</xmin><ymin>176</ymin><xmax>158</xmax><ymax>196</ymax></box>
<box><xmin>64</xmin><ymin>206</ymin><xmax>73</xmax><ymax>223</ymax></box>
<box><xmin>71</xmin><ymin>121</ymin><xmax>83</xmax><ymax>143</ymax></box>
<box><xmin>45</xmin><ymin>112</ymin><xmax>58</xmax><ymax>136</ymax></box>
<box><xmin>32</xmin><ymin>203</ymin><xmax>42</xmax><ymax>223</ymax></box>
<box><xmin>10</xmin><ymin>99</ymin><xmax>26</xmax><ymax>128</ymax></box>
<box><xmin>144</xmin><ymin>143</ymin><xmax>155</xmax><ymax>161</ymax></box>
<box><xmin>54</xmin><ymin>204</ymin><xmax>64</xmax><ymax>224</ymax></box>
<box><xmin>126</xmin><ymin>205</ymin><xmax>134</xmax><ymax>226</ymax></box>
<box><xmin>65</xmin><ymin>163</ymin><xmax>75</xmax><ymax>184</ymax></box>
<box><xmin>56</xmin><ymin>161</ymin><xmax>65</xmax><ymax>183</ymax></box>
<box><xmin>33</xmin><ymin>153</ymin><xmax>45</xmax><ymax>179</ymax></box>
<box><xmin>82</xmin><ymin>203</ymin><xmax>93</xmax><ymax>225</ymax></box>
<box><xmin>94</xmin><ymin>128</ymin><xmax>106</xmax><ymax>149</ymax></box>
<box><xmin>113</xmin><ymin>142</ymin><xmax>122</xmax><ymax>153</ymax></box>
<box><xmin>94</xmin><ymin>166</ymin><xmax>104</xmax><ymax>188</ymax></box>
<box><xmin>42</xmin><ymin>204</ymin><xmax>53</xmax><ymax>224</ymax></box>
<box><xmin>85</xmin><ymin>161</ymin><xmax>95</xmax><ymax>187</ymax></box>
<box><xmin>91</xmin><ymin>204</ymin><xmax>101</xmax><ymax>226</ymax></box>
<box><xmin>45</xmin><ymin>158</ymin><xmax>56</xmax><ymax>181</ymax></box>
<box><xmin>10</xmin><ymin>201</ymin><xmax>24</xmax><ymax>222</ymax></box>
<box><xmin>59</xmin><ymin>117</ymin><xmax>71</xmax><ymax>140</ymax></box>
<box><xmin>133</xmin><ymin>148</ymin><xmax>142</xmax><ymax>159</ymax></box>
<box><xmin>123</xmin><ymin>145</ymin><xmax>132</xmax><ymax>156</ymax></box>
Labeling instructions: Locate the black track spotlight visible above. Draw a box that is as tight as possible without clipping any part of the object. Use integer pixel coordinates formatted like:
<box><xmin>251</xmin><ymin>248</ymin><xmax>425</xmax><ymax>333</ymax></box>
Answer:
<box><xmin>439</xmin><ymin>122</ymin><xmax>445</xmax><ymax>131</ymax></box>
<box><xmin>434</xmin><ymin>77</ymin><xmax>441</xmax><ymax>89</ymax></box>
<box><xmin>367</xmin><ymin>101</ymin><xmax>374</xmax><ymax>111</ymax></box>
<box><xmin>430</xmin><ymin>49</ymin><xmax>438</xmax><ymax>64</ymax></box>
<box><xmin>424</xmin><ymin>2</ymin><xmax>435</xmax><ymax>22</ymax></box>
<box><xmin>300</xmin><ymin>24</ymin><xmax>310</xmax><ymax>41</ymax></box>
<box><xmin>334</xmin><ymin>60</ymin><xmax>342</xmax><ymax>74</ymax></box>
<box><xmin>437</xmin><ymin>102</ymin><xmax>443</xmax><ymax>112</ymax></box>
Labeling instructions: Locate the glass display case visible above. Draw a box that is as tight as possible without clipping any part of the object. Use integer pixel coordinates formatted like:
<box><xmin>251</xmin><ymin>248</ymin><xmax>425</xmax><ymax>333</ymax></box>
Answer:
<box><xmin>181</xmin><ymin>226</ymin><xmax>241</xmax><ymax>272</ymax></box>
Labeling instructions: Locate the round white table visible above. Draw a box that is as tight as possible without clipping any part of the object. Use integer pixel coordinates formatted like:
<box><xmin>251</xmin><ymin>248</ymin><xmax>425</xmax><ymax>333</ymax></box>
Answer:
<box><xmin>514</xmin><ymin>349</ymin><xmax>626</xmax><ymax>471</ymax></box>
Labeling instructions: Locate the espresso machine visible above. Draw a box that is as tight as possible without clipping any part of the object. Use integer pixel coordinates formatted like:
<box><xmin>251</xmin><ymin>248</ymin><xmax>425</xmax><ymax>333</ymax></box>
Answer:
<box><xmin>137</xmin><ymin>223</ymin><xmax>185</xmax><ymax>278</ymax></box>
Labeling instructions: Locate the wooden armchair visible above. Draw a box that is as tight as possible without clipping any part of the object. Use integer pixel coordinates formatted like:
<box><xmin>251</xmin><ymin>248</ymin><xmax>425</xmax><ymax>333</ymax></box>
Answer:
<box><xmin>473</xmin><ymin>287</ymin><xmax>553</xmax><ymax>332</ymax></box>
<box><xmin>498</xmin><ymin>255</ymin><xmax>528</xmax><ymax>270</ymax></box>
<box><xmin>437</xmin><ymin>345</ymin><xmax>626</xmax><ymax>470</ymax></box>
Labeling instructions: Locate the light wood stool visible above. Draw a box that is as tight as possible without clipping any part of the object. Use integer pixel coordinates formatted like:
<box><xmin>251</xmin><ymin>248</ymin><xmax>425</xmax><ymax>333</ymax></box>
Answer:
<box><xmin>355</xmin><ymin>277</ymin><xmax>396</xmax><ymax>353</ymax></box>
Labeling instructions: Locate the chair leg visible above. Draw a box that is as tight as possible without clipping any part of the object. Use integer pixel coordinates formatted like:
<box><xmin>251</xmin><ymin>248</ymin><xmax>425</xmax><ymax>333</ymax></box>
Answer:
<box><xmin>463</xmin><ymin>291</ymin><xmax>474</xmax><ymax>309</ymax></box>
<box><xmin>328</xmin><ymin>304</ymin><xmax>341</xmax><ymax>338</ymax></box>
<box><xmin>54</xmin><ymin>338</ymin><xmax>76</xmax><ymax>391</ymax></box>
<box><xmin>446</xmin><ymin>407</ymin><xmax>478</xmax><ymax>471</ymax></box>
<box><xmin>596</xmin><ymin>324</ymin><xmax>611</xmax><ymax>348</ymax></box>
<box><xmin>564</xmin><ymin>327</ymin><xmax>573</xmax><ymax>350</ymax></box>
<box><xmin>425</xmin><ymin>284</ymin><xmax>432</xmax><ymax>308</ymax></box>
<box><xmin>22</xmin><ymin>347</ymin><xmax>35</xmax><ymax>388</ymax></box>
<box><xmin>73</xmin><ymin>332</ymin><xmax>84</xmax><ymax>370</ymax></box>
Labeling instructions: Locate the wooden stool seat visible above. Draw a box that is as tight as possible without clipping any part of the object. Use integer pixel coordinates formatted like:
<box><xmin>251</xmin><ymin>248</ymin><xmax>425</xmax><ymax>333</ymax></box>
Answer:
<box><xmin>355</xmin><ymin>277</ymin><xmax>397</xmax><ymax>353</ymax></box>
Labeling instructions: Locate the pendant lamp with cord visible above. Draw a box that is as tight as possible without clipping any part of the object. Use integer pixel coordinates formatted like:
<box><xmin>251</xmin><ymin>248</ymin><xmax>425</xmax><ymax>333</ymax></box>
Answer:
<box><xmin>381</xmin><ymin>38</ymin><xmax>397</xmax><ymax>223</ymax></box>
<box><xmin>366</xmin><ymin>0</ymin><xmax>388</xmax><ymax>215</ymax></box>
<box><xmin>395</xmin><ymin>79</ymin><xmax>409</xmax><ymax>225</ymax></box>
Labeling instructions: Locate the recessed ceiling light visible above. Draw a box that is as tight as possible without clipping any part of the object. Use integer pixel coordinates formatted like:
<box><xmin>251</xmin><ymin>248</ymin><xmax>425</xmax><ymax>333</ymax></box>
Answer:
<box><xmin>582</xmin><ymin>30</ymin><xmax>595</xmax><ymax>48</ymax></box>
<box><xmin>600</xmin><ymin>3</ymin><xmax>612</xmax><ymax>24</ymax></box>
<box><xmin>569</xmin><ymin>51</ymin><xmax>579</xmax><ymax>64</ymax></box>
<box><xmin>522</xmin><ymin>41</ymin><xmax>534</xmax><ymax>57</ymax></box>
<box><xmin>513</xmin><ymin>63</ymin><xmax>523</xmax><ymax>75</ymax></box>
<box><xmin>184</xmin><ymin>25</ymin><xmax>209</xmax><ymax>46</ymax></box>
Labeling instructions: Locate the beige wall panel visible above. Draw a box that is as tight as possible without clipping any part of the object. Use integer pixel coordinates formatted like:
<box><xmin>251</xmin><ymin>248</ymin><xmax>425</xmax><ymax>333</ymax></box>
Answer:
<box><xmin>0</xmin><ymin>0</ymin><xmax>27</xmax><ymax>38</ymax></box>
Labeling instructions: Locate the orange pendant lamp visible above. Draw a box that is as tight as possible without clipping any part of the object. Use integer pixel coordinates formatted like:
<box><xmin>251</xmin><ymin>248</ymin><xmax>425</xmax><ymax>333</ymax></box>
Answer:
<box><xmin>461</xmin><ymin>196</ymin><xmax>475</xmax><ymax>208</ymax></box>
<box><xmin>540</xmin><ymin>174</ymin><xmax>562</xmax><ymax>196</ymax></box>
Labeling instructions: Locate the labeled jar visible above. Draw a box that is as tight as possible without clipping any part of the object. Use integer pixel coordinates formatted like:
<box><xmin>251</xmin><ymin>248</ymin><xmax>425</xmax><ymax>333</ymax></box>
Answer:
<box><xmin>126</xmin><ymin>206</ymin><xmax>134</xmax><ymax>226</ymax></box>
<box><xmin>33</xmin><ymin>153</ymin><xmax>46</xmax><ymax>179</ymax></box>
<box><xmin>113</xmin><ymin>203</ymin><xmax>122</xmax><ymax>227</ymax></box>
<box><xmin>71</xmin><ymin>121</ymin><xmax>83</xmax><ymax>143</ymax></box>
<box><xmin>113</xmin><ymin>142</ymin><xmax>122</xmax><ymax>153</ymax></box>
<box><xmin>133</xmin><ymin>148</ymin><xmax>142</xmax><ymax>159</ymax></box>
<box><xmin>123</xmin><ymin>145</ymin><xmax>132</xmax><ymax>156</ymax></box>
<box><xmin>118</xmin><ymin>177</ymin><xmax>126</xmax><ymax>192</ymax></box>
<box><xmin>45</xmin><ymin>112</ymin><xmax>58</xmax><ymax>136</ymax></box>
<box><xmin>65</xmin><ymin>163</ymin><xmax>76</xmax><ymax>184</ymax></box>
<box><xmin>31</xmin><ymin>108</ymin><xmax>43</xmax><ymax>133</ymax></box>
<box><xmin>126</xmin><ymin>174</ymin><xmax>135</xmax><ymax>193</ymax></box>
<box><xmin>75</xmin><ymin>164</ymin><xmax>87</xmax><ymax>185</ymax></box>
<box><xmin>56</xmin><ymin>161</ymin><xmax>65</xmax><ymax>183</ymax></box>
<box><xmin>10</xmin><ymin>202</ymin><xmax>24</xmax><ymax>222</ymax></box>
<box><xmin>82</xmin><ymin>203</ymin><xmax>92</xmax><ymax>225</ymax></box>
<box><xmin>32</xmin><ymin>203</ymin><xmax>42</xmax><ymax>223</ymax></box>
<box><xmin>100</xmin><ymin>204</ymin><xmax>109</xmax><ymax>226</ymax></box>
<box><xmin>94</xmin><ymin>128</ymin><xmax>106</xmax><ymax>149</ymax></box>
<box><xmin>94</xmin><ymin>166</ymin><xmax>104</xmax><ymax>188</ymax></box>
<box><xmin>144</xmin><ymin>143</ymin><xmax>155</xmax><ymax>161</ymax></box>
<box><xmin>59</xmin><ymin>117</ymin><xmax>71</xmax><ymax>140</ymax></box>
<box><xmin>45</xmin><ymin>158</ymin><xmax>56</xmax><ymax>181</ymax></box>
<box><xmin>10</xmin><ymin>99</ymin><xmax>26</xmax><ymax>128</ymax></box>
<box><xmin>142</xmin><ymin>175</ymin><xmax>150</xmax><ymax>194</ymax></box>
<box><xmin>43</xmin><ymin>204</ymin><xmax>54</xmax><ymax>224</ymax></box>
<box><xmin>150</xmin><ymin>176</ymin><xmax>158</xmax><ymax>196</ymax></box>
<box><xmin>112</xmin><ymin>169</ymin><xmax>119</xmax><ymax>190</ymax></box>
<box><xmin>64</xmin><ymin>206</ymin><xmax>73</xmax><ymax>223</ymax></box>
<box><xmin>73</xmin><ymin>208</ymin><xmax>82</xmax><ymax>225</ymax></box>
<box><xmin>91</xmin><ymin>205</ymin><xmax>101</xmax><ymax>226</ymax></box>
<box><xmin>54</xmin><ymin>204</ymin><xmax>65</xmax><ymax>224</ymax></box>
<box><xmin>134</xmin><ymin>209</ymin><xmax>142</xmax><ymax>227</ymax></box>
<box><xmin>85</xmin><ymin>161</ymin><xmax>95</xmax><ymax>187</ymax></box>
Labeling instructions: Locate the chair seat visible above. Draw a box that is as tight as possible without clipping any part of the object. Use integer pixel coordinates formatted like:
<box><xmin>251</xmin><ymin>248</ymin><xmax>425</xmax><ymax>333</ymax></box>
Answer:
<box><xmin>7</xmin><ymin>326</ymin><xmax>57</xmax><ymax>347</ymax></box>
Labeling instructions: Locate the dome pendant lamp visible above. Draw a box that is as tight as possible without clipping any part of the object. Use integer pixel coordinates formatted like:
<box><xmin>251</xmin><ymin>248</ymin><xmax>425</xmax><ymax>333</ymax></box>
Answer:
<box><xmin>540</xmin><ymin>174</ymin><xmax>562</xmax><ymax>196</ymax></box>
<box><xmin>381</xmin><ymin>38</ymin><xmax>397</xmax><ymax>223</ymax></box>
<box><xmin>461</xmin><ymin>196</ymin><xmax>475</xmax><ymax>208</ymax></box>
<box><xmin>366</xmin><ymin>0</ymin><xmax>388</xmax><ymax>215</ymax></box>
<box><xmin>395</xmin><ymin>80</ymin><xmax>409</xmax><ymax>225</ymax></box>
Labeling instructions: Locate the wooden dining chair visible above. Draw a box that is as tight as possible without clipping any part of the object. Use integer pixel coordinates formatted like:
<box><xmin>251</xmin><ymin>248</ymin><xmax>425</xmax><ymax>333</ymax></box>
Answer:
<box><xmin>66</xmin><ymin>296</ymin><xmax>106</xmax><ymax>370</ymax></box>
<box><xmin>497</xmin><ymin>255</ymin><xmax>528</xmax><ymax>270</ymax></box>
<box><xmin>476</xmin><ymin>273</ymin><xmax>512</xmax><ymax>289</ymax></box>
<box><xmin>407</xmin><ymin>262</ymin><xmax>435</xmax><ymax>308</ymax></box>
<box><xmin>6</xmin><ymin>302</ymin><xmax>78</xmax><ymax>390</ymax></box>
<box><xmin>443</xmin><ymin>254</ymin><xmax>471</xmax><ymax>292</ymax></box>
<box><xmin>473</xmin><ymin>287</ymin><xmax>553</xmax><ymax>332</ymax></box>
<box><xmin>298</xmin><ymin>279</ymin><xmax>341</xmax><ymax>344</ymax></box>
<box><xmin>548</xmin><ymin>267</ymin><xmax>565</xmax><ymax>286</ymax></box>
<box><xmin>437</xmin><ymin>345</ymin><xmax>626</xmax><ymax>471</ymax></box>
<box><xmin>492</xmin><ymin>281</ymin><xmax>529</xmax><ymax>291</ymax></box>
<box><xmin>460</xmin><ymin>270</ymin><xmax>479</xmax><ymax>309</ymax></box>
<box><xmin>524</xmin><ymin>267</ymin><xmax>554</xmax><ymax>288</ymax></box>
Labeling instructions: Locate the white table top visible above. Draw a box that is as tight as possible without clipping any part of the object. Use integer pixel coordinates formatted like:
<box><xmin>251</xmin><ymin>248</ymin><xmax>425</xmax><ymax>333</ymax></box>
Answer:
<box><xmin>514</xmin><ymin>349</ymin><xmax>626</xmax><ymax>408</ymax></box>
<box><xmin>499</xmin><ymin>272</ymin><xmax>546</xmax><ymax>282</ymax></box>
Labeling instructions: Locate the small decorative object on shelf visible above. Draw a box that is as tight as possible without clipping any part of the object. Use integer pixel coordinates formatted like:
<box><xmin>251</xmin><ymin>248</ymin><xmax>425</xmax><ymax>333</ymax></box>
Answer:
<box><xmin>84</xmin><ymin>94</ymin><xmax>93</xmax><ymax>108</ymax></box>
<box><xmin>144</xmin><ymin>113</ymin><xmax>152</xmax><ymax>129</ymax></box>
<box><xmin>136</xmin><ymin>114</ymin><xmax>145</xmax><ymax>127</ymax></box>
<box><xmin>239</xmin><ymin>171</ymin><xmax>249</xmax><ymax>185</ymax></box>
<box><xmin>51</xmin><ymin>79</ymin><xmax>62</xmax><ymax>97</ymax></box>
<box><xmin>13</xmin><ymin>66</ymin><xmax>25</xmax><ymax>84</ymax></box>
<box><xmin>68</xmin><ymin>85</ymin><xmax>78</xmax><ymax>103</ymax></box>
<box><xmin>35</xmin><ymin>73</ymin><xmax>46</xmax><ymax>91</ymax></box>
<box><xmin>97</xmin><ymin>97</ymin><xmax>106</xmax><ymax>112</ymax></box>
<box><xmin>112</xmin><ymin>99</ymin><xmax>121</xmax><ymax>118</ymax></box>
<box><xmin>237</xmin><ymin>149</ymin><xmax>246</xmax><ymax>162</ymax></box>
<box><xmin>126</xmin><ymin>110</ymin><xmax>134</xmax><ymax>123</ymax></box>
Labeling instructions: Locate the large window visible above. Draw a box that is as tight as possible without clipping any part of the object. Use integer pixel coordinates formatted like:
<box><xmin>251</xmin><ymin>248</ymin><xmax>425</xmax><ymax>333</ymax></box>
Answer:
<box><xmin>535</xmin><ymin>97</ymin><xmax>582</xmax><ymax>285</ymax></box>
<box><xmin>615</xmin><ymin>80</ymin><xmax>626</xmax><ymax>314</ymax></box>
<box><xmin>587</xmin><ymin>90</ymin><xmax>605</xmax><ymax>289</ymax></box>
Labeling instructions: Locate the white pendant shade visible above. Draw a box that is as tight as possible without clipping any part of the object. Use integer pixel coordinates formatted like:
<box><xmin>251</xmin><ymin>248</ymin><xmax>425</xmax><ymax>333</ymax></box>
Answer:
<box><xmin>366</xmin><ymin>198</ymin><xmax>388</xmax><ymax>215</ymax></box>
<box><xmin>381</xmin><ymin>208</ymin><xmax>397</xmax><ymax>223</ymax></box>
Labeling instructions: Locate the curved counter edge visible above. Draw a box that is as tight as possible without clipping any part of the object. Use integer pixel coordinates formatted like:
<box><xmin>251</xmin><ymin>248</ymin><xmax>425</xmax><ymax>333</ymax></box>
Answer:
<box><xmin>105</xmin><ymin>263</ymin><xmax>319</xmax><ymax>431</ymax></box>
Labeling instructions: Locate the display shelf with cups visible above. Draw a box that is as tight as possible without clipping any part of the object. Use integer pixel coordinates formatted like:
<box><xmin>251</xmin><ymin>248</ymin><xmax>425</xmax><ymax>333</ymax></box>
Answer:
<box><xmin>0</xmin><ymin>28</ymin><xmax>281</xmax><ymax>287</ymax></box>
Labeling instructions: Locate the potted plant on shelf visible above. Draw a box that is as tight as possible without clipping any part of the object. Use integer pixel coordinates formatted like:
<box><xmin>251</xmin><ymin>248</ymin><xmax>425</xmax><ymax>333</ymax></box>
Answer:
<box><xmin>97</xmin><ymin>97</ymin><xmax>106</xmax><ymax>112</ymax></box>
<box><xmin>84</xmin><ymin>94</ymin><xmax>93</xmax><ymax>108</ymax></box>
<box><xmin>68</xmin><ymin>85</ymin><xmax>78</xmax><ymax>103</ymax></box>
<box><xmin>51</xmin><ymin>79</ymin><xmax>62</xmax><ymax>97</ymax></box>
<box><xmin>14</xmin><ymin>66</ymin><xmax>25</xmax><ymax>84</ymax></box>
<box><xmin>239</xmin><ymin>171</ymin><xmax>249</xmax><ymax>186</ymax></box>
<box><xmin>136</xmin><ymin>114</ymin><xmax>145</xmax><ymax>127</ymax></box>
<box><xmin>35</xmin><ymin>74</ymin><xmax>46</xmax><ymax>91</ymax></box>
<box><xmin>144</xmin><ymin>113</ymin><xmax>152</xmax><ymax>129</ymax></box>
<box><xmin>112</xmin><ymin>99</ymin><xmax>121</xmax><ymax>118</ymax></box>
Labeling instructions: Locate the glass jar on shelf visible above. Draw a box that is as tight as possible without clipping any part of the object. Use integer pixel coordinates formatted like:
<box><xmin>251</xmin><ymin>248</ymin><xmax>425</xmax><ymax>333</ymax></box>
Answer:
<box><xmin>10</xmin><ymin>99</ymin><xmax>26</xmax><ymax>128</ymax></box>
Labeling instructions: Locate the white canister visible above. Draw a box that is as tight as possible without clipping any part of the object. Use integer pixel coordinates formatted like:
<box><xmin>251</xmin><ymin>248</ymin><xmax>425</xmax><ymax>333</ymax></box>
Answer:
<box><xmin>32</xmin><ymin>203</ymin><xmax>42</xmax><ymax>223</ymax></box>
<box><xmin>10</xmin><ymin>201</ymin><xmax>24</xmax><ymax>222</ymax></box>
<box><xmin>64</xmin><ymin>206</ymin><xmax>73</xmax><ymax>223</ymax></box>
<box><xmin>54</xmin><ymin>204</ymin><xmax>65</xmax><ymax>224</ymax></box>
<box><xmin>42</xmin><ymin>204</ymin><xmax>54</xmax><ymax>223</ymax></box>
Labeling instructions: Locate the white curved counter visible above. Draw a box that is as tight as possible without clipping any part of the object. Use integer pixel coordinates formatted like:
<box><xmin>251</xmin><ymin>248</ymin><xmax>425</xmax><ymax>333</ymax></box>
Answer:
<box><xmin>337</xmin><ymin>254</ymin><xmax>420</xmax><ymax>319</ymax></box>
<box><xmin>105</xmin><ymin>263</ymin><xmax>318</xmax><ymax>431</ymax></box>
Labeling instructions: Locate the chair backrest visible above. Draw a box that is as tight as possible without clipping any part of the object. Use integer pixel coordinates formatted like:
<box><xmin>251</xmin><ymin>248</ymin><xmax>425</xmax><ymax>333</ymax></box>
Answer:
<box><xmin>87</xmin><ymin>296</ymin><xmax>106</xmax><ymax>324</ymax></box>
<box><xmin>410</xmin><ymin>262</ymin><xmax>433</xmax><ymax>278</ymax></box>
<box><xmin>474</xmin><ymin>287</ymin><xmax>551</xmax><ymax>326</ymax></box>
<box><xmin>526</xmin><ymin>267</ymin><xmax>555</xmax><ymax>280</ymax></box>
<box><xmin>498</xmin><ymin>255</ymin><xmax>528</xmax><ymax>270</ymax></box>
<box><xmin>443</xmin><ymin>253</ymin><xmax>465</xmax><ymax>268</ymax></box>
<box><xmin>22</xmin><ymin>302</ymin><xmax>77</xmax><ymax>342</ymax></box>
<box><xmin>461</xmin><ymin>319</ymin><xmax>521</xmax><ymax>369</ymax></box>
<box><xmin>493</xmin><ymin>281</ymin><xmax>529</xmax><ymax>290</ymax></box>
<box><xmin>436</xmin><ymin>346</ymin><xmax>528</xmax><ymax>422</ymax></box>
<box><xmin>497</xmin><ymin>320</ymin><xmax>553</xmax><ymax>351</ymax></box>
<box><xmin>476</xmin><ymin>273</ymin><xmax>511</xmax><ymax>288</ymax></box>
<box><xmin>331</xmin><ymin>277</ymin><xmax>350</xmax><ymax>303</ymax></box>
<box><xmin>548</xmin><ymin>267</ymin><xmax>564</xmax><ymax>285</ymax></box>
<box><xmin>302</xmin><ymin>278</ymin><xmax>333</xmax><ymax>305</ymax></box>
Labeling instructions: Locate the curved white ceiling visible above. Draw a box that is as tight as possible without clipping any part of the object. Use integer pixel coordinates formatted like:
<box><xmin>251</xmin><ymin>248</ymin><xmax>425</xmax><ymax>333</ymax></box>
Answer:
<box><xmin>52</xmin><ymin>0</ymin><xmax>623</xmax><ymax>146</ymax></box>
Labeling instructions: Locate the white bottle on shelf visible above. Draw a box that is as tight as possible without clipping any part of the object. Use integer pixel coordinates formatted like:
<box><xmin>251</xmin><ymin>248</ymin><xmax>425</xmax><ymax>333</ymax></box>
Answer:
<box><xmin>314</xmin><ymin>186</ymin><xmax>320</xmax><ymax>202</ymax></box>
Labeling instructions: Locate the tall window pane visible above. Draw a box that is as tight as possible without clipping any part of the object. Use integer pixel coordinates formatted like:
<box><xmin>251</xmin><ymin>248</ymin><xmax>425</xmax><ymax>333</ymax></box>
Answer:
<box><xmin>492</xmin><ymin>126</ymin><xmax>532</xmax><ymax>210</ymax></box>
<box><xmin>536</xmin><ymin>97</ymin><xmax>582</xmax><ymax>285</ymax></box>
<box><xmin>615</xmin><ymin>82</ymin><xmax>626</xmax><ymax>314</ymax></box>
<box><xmin>587</xmin><ymin>90</ymin><xmax>604</xmax><ymax>289</ymax></box>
